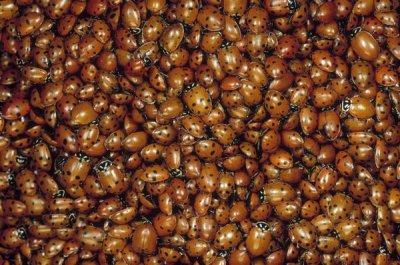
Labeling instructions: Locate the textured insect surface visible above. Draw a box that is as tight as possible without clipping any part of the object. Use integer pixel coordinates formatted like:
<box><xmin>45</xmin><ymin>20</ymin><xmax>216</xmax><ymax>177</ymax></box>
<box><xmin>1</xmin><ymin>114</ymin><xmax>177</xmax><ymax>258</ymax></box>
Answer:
<box><xmin>0</xmin><ymin>0</ymin><xmax>399</xmax><ymax>264</ymax></box>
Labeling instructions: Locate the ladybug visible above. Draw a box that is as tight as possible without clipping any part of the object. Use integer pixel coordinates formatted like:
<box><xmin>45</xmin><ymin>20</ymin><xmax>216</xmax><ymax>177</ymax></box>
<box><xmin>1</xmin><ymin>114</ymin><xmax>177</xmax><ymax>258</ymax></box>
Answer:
<box><xmin>131</xmin><ymin>223</ymin><xmax>158</xmax><ymax>255</ymax></box>
<box><xmin>289</xmin><ymin>220</ymin><xmax>318</xmax><ymax>250</ymax></box>
<box><xmin>94</xmin><ymin>159</ymin><xmax>129</xmax><ymax>194</ymax></box>
<box><xmin>2</xmin><ymin>98</ymin><xmax>30</xmax><ymax>120</ymax></box>
<box><xmin>214</xmin><ymin>224</ymin><xmax>242</xmax><ymax>250</ymax></box>
<box><xmin>246</xmin><ymin>223</ymin><xmax>271</xmax><ymax>256</ymax></box>
<box><xmin>351</xmin><ymin>31</ymin><xmax>380</xmax><ymax>61</ymax></box>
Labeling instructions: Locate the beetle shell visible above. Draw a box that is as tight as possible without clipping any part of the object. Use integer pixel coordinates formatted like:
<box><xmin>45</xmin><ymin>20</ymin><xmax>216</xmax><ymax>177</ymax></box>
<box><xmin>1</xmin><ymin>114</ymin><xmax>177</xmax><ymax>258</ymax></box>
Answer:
<box><xmin>299</xmin><ymin>106</ymin><xmax>318</xmax><ymax>135</ymax></box>
<box><xmin>1</xmin><ymin>0</ymin><xmax>400</xmax><ymax>261</ymax></box>
<box><xmin>2</xmin><ymin>199</ymin><xmax>26</xmax><ymax>217</ymax></box>
<box><xmin>176</xmin><ymin>0</ymin><xmax>199</xmax><ymax>24</ymax></box>
<box><xmin>197</xmin><ymin>5</ymin><xmax>225</xmax><ymax>31</ymax></box>
<box><xmin>153</xmin><ymin>213</ymin><xmax>177</xmax><ymax>236</ymax></box>
<box><xmin>139</xmin><ymin>165</ymin><xmax>169</xmax><ymax>183</ymax></box>
<box><xmin>123</xmin><ymin>132</ymin><xmax>148</xmax><ymax>152</ymax></box>
<box><xmin>78</xmin><ymin>35</ymin><xmax>104</xmax><ymax>63</ymax></box>
<box><xmin>184</xmin><ymin>86</ymin><xmax>212</xmax><ymax>116</ymax></box>
<box><xmin>289</xmin><ymin>220</ymin><xmax>318</xmax><ymax>250</ymax></box>
<box><xmin>182</xmin><ymin>115</ymin><xmax>206</xmax><ymax>138</ymax></box>
<box><xmin>311</xmin><ymin>50</ymin><xmax>336</xmax><ymax>72</ymax></box>
<box><xmin>195</xmin><ymin>140</ymin><xmax>223</xmax><ymax>162</ymax></box>
<box><xmin>0</xmin><ymin>0</ymin><xmax>18</xmax><ymax>20</ymax></box>
<box><xmin>276</xmin><ymin>35</ymin><xmax>299</xmax><ymax>59</ymax></box>
<box><xmin>245</xmin><ymin>226</ymin><xmax>271</xmax><ymax>256</ymax></box>
<box><xmin>315</xmin><ymin>167</ymin><xmax>338</xmax><ymax>193</ymax></box>
<box><xmin>160</xmin><ymin>23</ymin><xmax>184</xmax><ymax>54</ymax></box>
<box><xmin>265</xmin><ymin>56</ymin><xmax>288</xmax><ymax>79</ymax></box>
<box><xmin>97</xmin><ymin>163</ymin><xmax>129</xmax><ymax>194</ymax></box>
<box><xmin>261</xmin><ymin>130</ymin><xmax>281</xmax><ymax>153</ymax></box>
<box><xmin>16</xmin><ymin>170</ymin><xmax>37</xmax><ymax>196</ymax></box>
<box><xmin>275</xmin><ymin>201</ymin><xmax>300</xmax><ymax>221</ymax></box>
<box><xmin>185</xmin><ymin>238</ymin><xmax>208</xmax><ymax>257</ymax></box>
<box><xmin>70</xmin><ymin>102</ymin><xmax>98</xmax><ymax>125</ymax></box>
<box><xmin>263</xmin><ymin>182</ymin><xmax>296</xmax><ymax>206</ymax></box>
<box><xmin>21</xmin><ymin>194</ymin><xmax>46</xmax><ymax>216</ymax></box>
<box><xmin>0</xmin><ymin>228</ymin><xmax>25</xmax><ymax>248</ymax></box>
<box><xmin>264</xmin><ymin>90</ymin><xmax>290</xmax><ymax>119</ymax></box>
<box><xmin>159</xmin><ymin>97</ymin><xmax>184</xmax><ymax>120</ymax></box>
<box><xmin>317</xmin><ymin>236</ymin><xmax>340</xmax><ymax>254</ymax></box>
<box><xmin>301</xmin><ymin>200</ymin><xmax>320</xmax><ymax>220</ymax></box>
<box><xmin>214</xmin><ymin>224</ymin><xmax>242</xmax><ymax>250</ymax></box>
<box><xmin>2</xmin><ymin>98</ymin><xmax>31</xmax><ymax>121</ymax></box>
<box><xmin>351</xmin><ymin>31</ymin><xmax>380</xmax><ymax>61</ymax></box>
<box><xmin>265</xmin><ymin>0</ymin><xmax>290</xmax><ymax>16</ymax></box>
<box><xmin>217</xmin><ymin>46</ymin><xmax>243</xmax><ymax>75</ymax></box>
<box><xmin>76</xmin><ymin>226</ymin><xmax>105</xmax><ymax>251</ymax></box>
<box><xmin>375</xmin><ymin>66</ymin><xmax>399</xmax><ymax>87</ymax></box>
<box><xmin>318</xmin><ymin>110</ymin><xmax>341</xmax><ymax>140</ymax></box>
<box><xmin>328</xmin><ymin>193</ymin><xmax>354</xmax><ymax>222</ymax></box>
<box><xmin>365</xmin><ymin>229</ymin><xmax>381</xmax><ymax>252</ymax></box>
<box><xmin>131</xmin><ymin>223</ymin><xmax>158</xmax><ymax>255</ymax></box>
<box><xmin>348</xmin><ymin>97</ymin><xmax>375</xmax><ymax>119</ymax></box>
<box><xmin>335</xmin><ymin>219</ymin><xmax>362</xmax><ymax>241</ymax></box>
<box><xmin>269</xmin><ymin>148</ymin><xmax>293</xmax><ymax>169</ymax></box>
<box><xmin>212</xmin><ymin>124</ymin><xmax>236</xmax><ymax>145</ymax></box>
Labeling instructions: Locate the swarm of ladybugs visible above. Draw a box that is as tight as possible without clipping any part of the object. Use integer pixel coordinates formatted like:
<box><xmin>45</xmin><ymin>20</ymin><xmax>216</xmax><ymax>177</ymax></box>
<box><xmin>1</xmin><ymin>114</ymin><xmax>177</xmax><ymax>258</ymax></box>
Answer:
<box><xmin>0</xmin><ymin>0</ymin><xmax>400</xmax><ymax>264</ymax></box>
